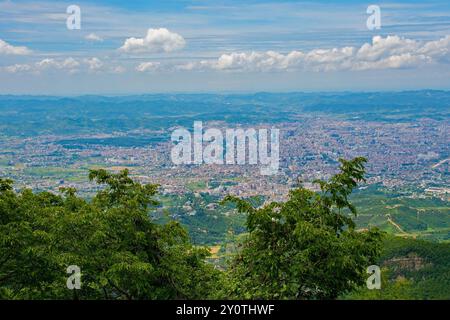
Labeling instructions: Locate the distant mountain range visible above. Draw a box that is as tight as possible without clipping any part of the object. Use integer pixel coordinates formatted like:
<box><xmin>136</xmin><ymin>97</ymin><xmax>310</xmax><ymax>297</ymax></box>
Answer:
<box><xmin>0</xmin><ymin>90</ymin><xmax>449</xmax><ymax>137</ymax></box>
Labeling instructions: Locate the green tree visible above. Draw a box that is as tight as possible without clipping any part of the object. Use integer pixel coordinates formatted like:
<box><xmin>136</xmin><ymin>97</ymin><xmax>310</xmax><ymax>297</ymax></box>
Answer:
<box><xmin>221</xmin><ymin>157</ymin><xmax>383</xmax><ymax>299</ymax></box>
<box><xmin>0</xmin><ymin>170</ymin><xmax>220</xmax><ymax>299</ymax></box>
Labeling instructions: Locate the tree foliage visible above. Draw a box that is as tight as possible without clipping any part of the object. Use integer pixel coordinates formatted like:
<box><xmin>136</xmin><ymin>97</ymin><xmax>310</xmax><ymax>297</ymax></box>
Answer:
<box><xmin>0</xmin><ymin>169</ymin><xmax>220</xmax><ymax>299</ymax></box>
<box><xmin>221</xmin><ymin>157</ymin><xmax>383</xmax><ymax>299</ymax></box>
<box><xmin>0</xmin><ymin>158</ymin><xmax>386</xmax><ymax>299</ymax></box>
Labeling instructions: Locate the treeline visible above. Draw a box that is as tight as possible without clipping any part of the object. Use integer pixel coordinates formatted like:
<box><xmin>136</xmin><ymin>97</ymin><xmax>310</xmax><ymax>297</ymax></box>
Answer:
<box><xmin>1</xmin><ymin>157</ymin><xmax>386</xmax><ymax>299</ymax></box>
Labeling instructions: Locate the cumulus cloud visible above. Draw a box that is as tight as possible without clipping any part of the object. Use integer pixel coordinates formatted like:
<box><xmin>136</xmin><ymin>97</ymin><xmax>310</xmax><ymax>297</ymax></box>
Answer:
<box><xmin>3</xmin><ymin>35</ymin><xmax>449</xmax><ymax>76</ymax></box>
<box><xmin>418</xmin><ymin>35</ymin><xmax>450</xmax><ymax>63</ymax></box>
<box><xmin>4</xmin><ymin>64</ymin><xmax>32</xmax><ymax>73</ymax></box>
<box><xmin>111</xmin><ymin>65</ymin><xmax>126</xmax><ymax>74</ymax></box>
<box><xmin>136</xmin><ymin>62</ymin><xmax>161</xmax><ymax>72</ymax></box>
<box><xmin>0</xmin><ymin>39</ymin><xmax>32</xmax><ymax>55</ymax></box>
<box><xmin>2</xmin><ymin>57</ymin><xmax>109</xmax><ymax>74</ymax></box>
<box><xmin>35</xmin><ymin>57</ymin><xmax>80</xmax><ymax>70</ymax></box>
<box><xmin>85</xmin><ymin>33</ymin><xmax>103</xmax><ymax>42</ymax></box>
<box><xmin>356</xmin><ymin>35</ymin><xmax>417</xmax><ymax>61</ymax></box>
<box><xmin>180</xmin><ymin>35</ymin><xmax>450</xmax><ymax>72</ymax></box>
<box><xmin>119</xmin><ymin>28</ymin><xmax>186</xmax><ymax>54</ymax></box>
<box><xmin>2</xmin><ymin>58</ymin><xmax>78</xmax><ymax>74</ymax></box>
<box><xmin>84</xmin><ymin>57</ymin><xmax>103</xmax><ymax>71</ymax></box>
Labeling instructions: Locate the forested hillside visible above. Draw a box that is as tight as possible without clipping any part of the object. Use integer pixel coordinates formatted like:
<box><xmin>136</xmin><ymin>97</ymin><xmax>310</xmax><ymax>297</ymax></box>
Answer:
<box><xmin>344</xmin><ymin>236</ymin><xmax>450</xmax><ymax>299</ymax></box>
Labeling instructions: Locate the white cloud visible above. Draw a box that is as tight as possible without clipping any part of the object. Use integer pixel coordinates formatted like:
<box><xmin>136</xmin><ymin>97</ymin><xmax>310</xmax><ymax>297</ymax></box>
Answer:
<box><xmin>4</xmin><ymin>64</ymin><xmax>32</xmax><ymax>73</ymax></box>
<box><xmin>85</xmin><ymin>33</ymin><xmax>103</xmax><ymax>42</ymax></box>
<box><xmin>35</xmin><ymin>58</ymin><xmax>80</xmax><ymax>71</ymax></box>
<box><xmin>119</xmin><ymin>28</ymin><xmax>186</xmax><ymax>54</ymax></box>
<box><xmin>2</xmin><ymin>57</ymin><xmax>109</xmax><ymax>74</ymax></box>
<box><xmin>352</xmin><ymin>53</ymin><xmax>430</xmax><ymax>71</ymax></box>
<box><xmin>418</xmin><ymin>35</ymin><xmax>450</xmax><ymax>63</ymax></box>
<box><xmin>111</xmin><ymin>65</ymin><xmax>126</xmax><ymax>74</ymax></box>
<box><xmin>180</xmin><ymin>35</ymin><xmax>450</xmax><ymax>72</ymax></box>
<box><xmin>1</xmin><ymin>59</ymin><xmax>129</xmax><ymax>76</ymax></box>
<box><xmin>35</xmin><ymin>58</ymin><xmax>58</xmax><ymax>69</ymax></box>
<box><xmin>176</xmin><ymin>61</ymin><xmax>207</xmax><ymax>71</ymax></box>
<box><xmin>62</xmin><ymin>57</ymin><xmax>81</xmax><ymax>69</ymax></box>
<box><xmin>356</xmin><ymin>36</ymin><xmax>418</xmax><ymax>62</ymax></box>
<box><xmin>84</xmin><ymin>57</ymin><xmax>103</xmax><ymax>71</ymax></box>
<box><xmin>3</xmin><ymin>35</ymin><xmax>449</xmax><ymax>76</ymax></box>
<box><xmin>216</xmin><ymin>51</ymin><xmax>284</xmax><ymax>70</ymax></box>
<box><xmin>0</xmin><ymin>39</ymin><xmax>32</xmax><ymax>55</ymax></box>
<box><xmin>136</xmin><ymin>62</ymin><xmax>160</xmax><ymax>72</ymax></box>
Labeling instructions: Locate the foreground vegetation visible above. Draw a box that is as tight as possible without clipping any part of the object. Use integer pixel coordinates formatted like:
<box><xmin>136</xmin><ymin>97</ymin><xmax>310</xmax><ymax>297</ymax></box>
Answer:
<box><xmin>0</xmin><ymin>157</ymin><xmax>447</xmax><ymax>299</ymax></box>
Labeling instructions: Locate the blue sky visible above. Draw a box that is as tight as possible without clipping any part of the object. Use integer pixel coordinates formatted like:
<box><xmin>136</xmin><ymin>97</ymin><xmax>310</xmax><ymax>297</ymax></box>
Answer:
<box><xmin>0</xmin><ymin>0</ymin><xmax>449</xmax><ymax>94</ymax></box>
